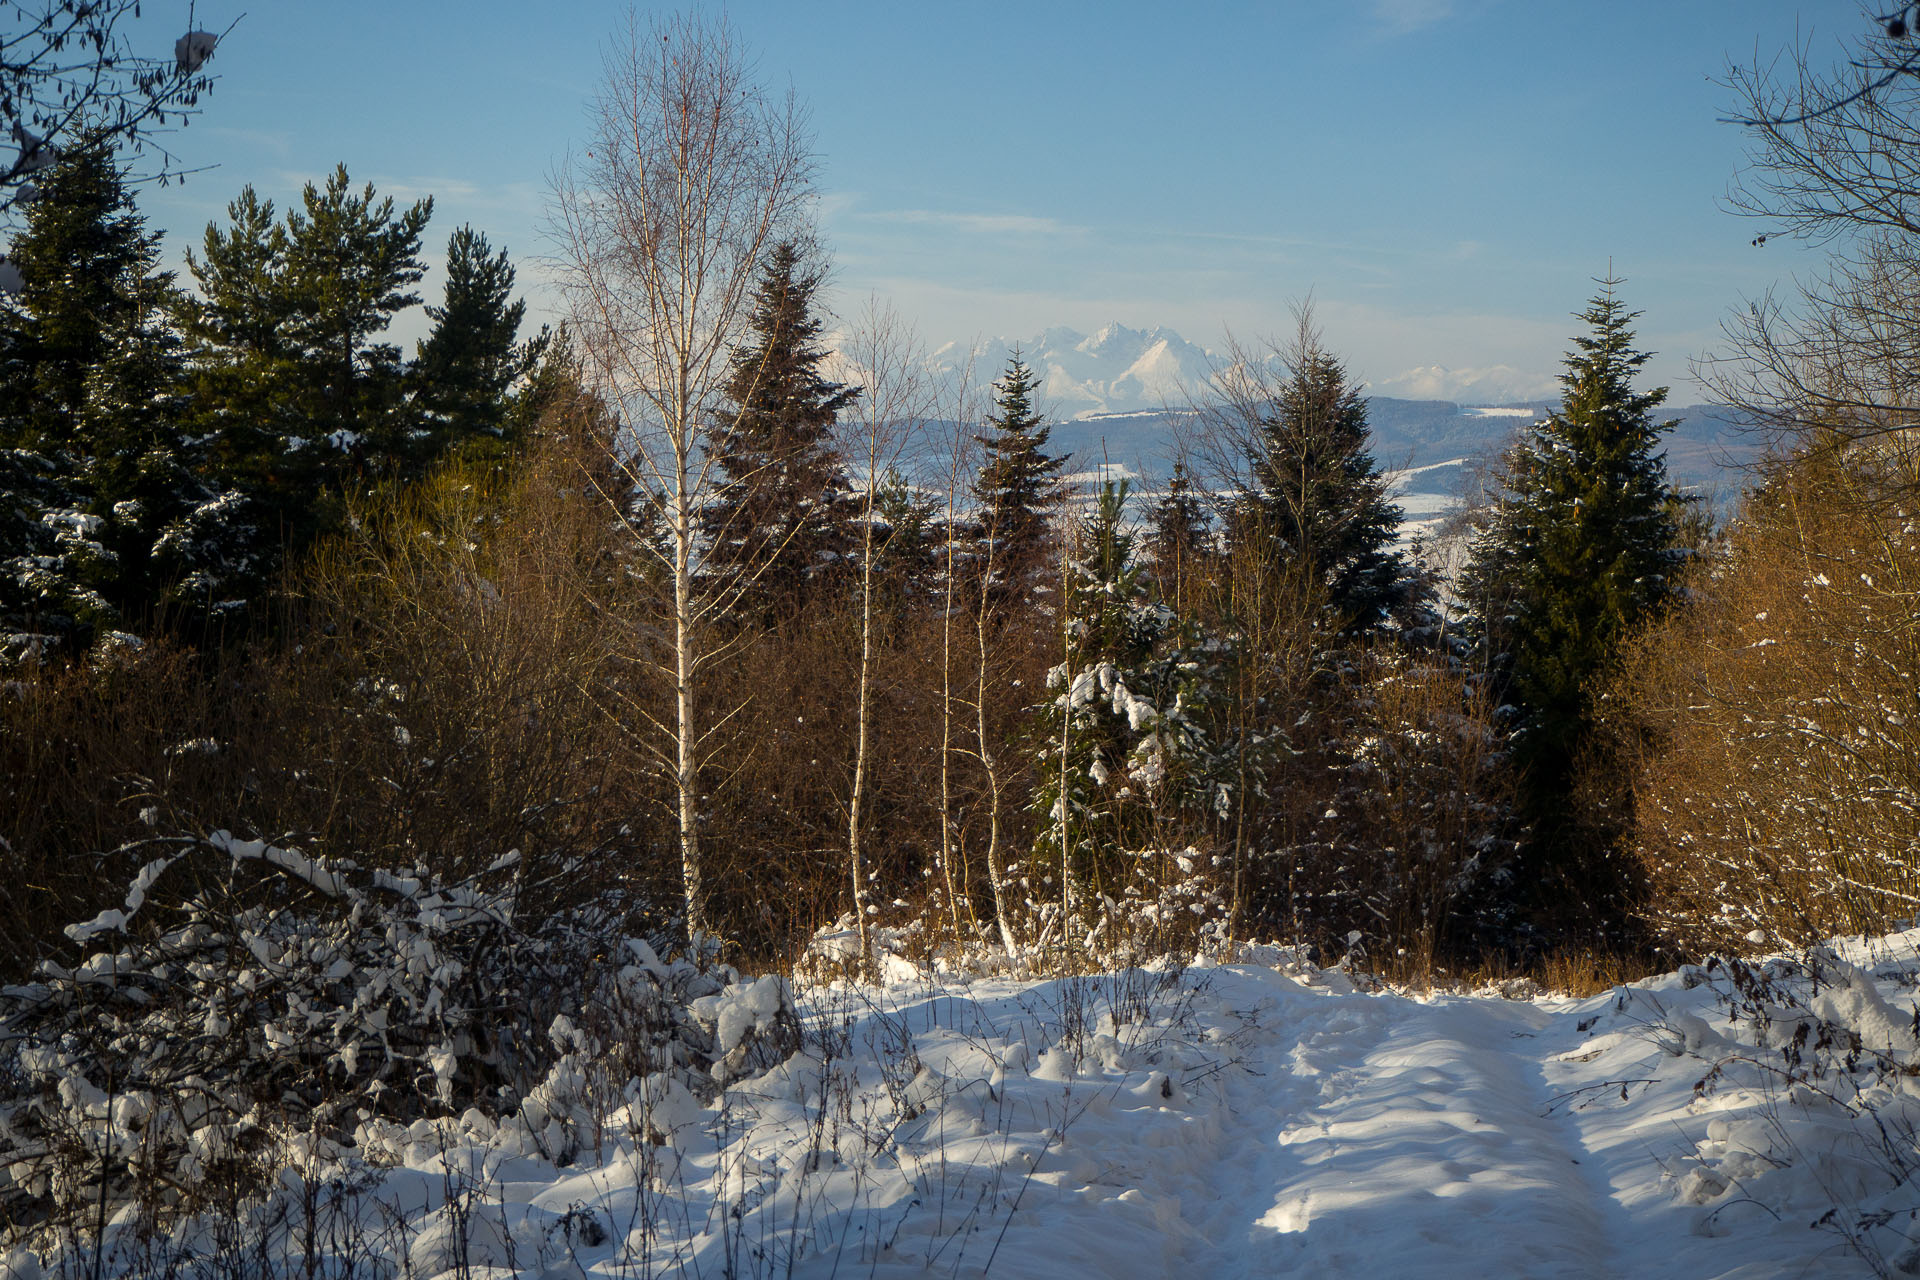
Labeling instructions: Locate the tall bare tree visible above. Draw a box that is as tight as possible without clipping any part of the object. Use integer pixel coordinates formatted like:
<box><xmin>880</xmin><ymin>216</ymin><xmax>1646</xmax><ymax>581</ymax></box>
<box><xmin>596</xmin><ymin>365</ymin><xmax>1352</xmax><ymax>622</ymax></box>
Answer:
<box><xmin>1710</xmin><ymin>20</ymin><xmax>1920</xmax><ymax>455</ymax></box>
<box><xmin>934</xmin><ymin>366</ymin><xmax>983</xmax><ymax>944</ymax></box>
<box><xmin>549</xmin><ymin>10</ymin><xmax>812</xmax><ymax>938</ymax></box>
<box><xmin>837</xmin><ymin>300</ymin><xmax>928</xmax><ymax>971</ymax></box>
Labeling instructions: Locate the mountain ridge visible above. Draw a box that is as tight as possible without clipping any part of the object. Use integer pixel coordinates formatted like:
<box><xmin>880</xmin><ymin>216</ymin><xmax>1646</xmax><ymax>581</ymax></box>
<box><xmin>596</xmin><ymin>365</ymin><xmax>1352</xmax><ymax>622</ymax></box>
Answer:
<box><xmin>926</xmin><ymin>321</ymin><xmax>1564</xmax><ymax>419</ymax></box>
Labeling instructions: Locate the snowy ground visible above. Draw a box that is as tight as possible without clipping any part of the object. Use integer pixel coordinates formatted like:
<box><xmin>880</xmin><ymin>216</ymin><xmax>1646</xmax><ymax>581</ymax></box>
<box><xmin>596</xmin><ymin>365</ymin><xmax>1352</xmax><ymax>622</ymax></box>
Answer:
<box><xmin>12</xmin><ymin>935</ymin><xmax>1920</xmax><ymax>1279</ymax></box>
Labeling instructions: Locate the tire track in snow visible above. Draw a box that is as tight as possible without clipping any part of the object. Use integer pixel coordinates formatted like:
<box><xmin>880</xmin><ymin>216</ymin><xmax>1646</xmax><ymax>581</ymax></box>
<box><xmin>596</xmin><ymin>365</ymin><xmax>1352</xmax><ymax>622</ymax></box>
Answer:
<box><xmin>1187</xmin><ymin>985</ymin><xmax>1620</xmax><ymax>1278</ymax></box>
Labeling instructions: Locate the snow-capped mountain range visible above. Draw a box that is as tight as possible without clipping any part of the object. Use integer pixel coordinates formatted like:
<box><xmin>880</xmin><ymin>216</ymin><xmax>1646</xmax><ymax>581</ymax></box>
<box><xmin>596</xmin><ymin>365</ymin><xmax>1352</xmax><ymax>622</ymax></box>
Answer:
<box><xmin>888</xmin><ymin>323</ymin><xmax>1752</xmax><ymax>527</ymax></box>
<box><xmin>928</xmin><ymin>323</ymin><xmax>1218</xmax><ymax>419</ymax></box>
<box><xmin>927</xmin><ymin>322</ymin><xmax>1559</xmax><ymax>419</ymax></box>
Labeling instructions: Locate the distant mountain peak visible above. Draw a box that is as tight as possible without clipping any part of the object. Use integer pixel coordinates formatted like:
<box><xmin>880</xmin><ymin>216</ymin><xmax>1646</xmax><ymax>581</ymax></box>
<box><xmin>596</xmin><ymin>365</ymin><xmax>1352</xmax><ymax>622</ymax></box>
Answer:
<box><xmin>929</xmin><ymin>323</ymin><xmax>1219</xmax><ymax>418</ymax></box>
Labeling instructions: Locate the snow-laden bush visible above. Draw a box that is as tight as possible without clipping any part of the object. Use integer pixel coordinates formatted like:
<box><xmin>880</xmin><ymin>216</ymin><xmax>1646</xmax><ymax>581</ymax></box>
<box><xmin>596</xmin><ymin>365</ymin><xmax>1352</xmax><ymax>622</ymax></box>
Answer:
<box><xmin>1661</xmin><ymin>946</ymin><xmax>1920</xmax><ymax>1268</ymax></box>
<box><xmin>0</xmin><ymin>831</ymin><xmax>800</xmax><ymax>1243</ymax></box>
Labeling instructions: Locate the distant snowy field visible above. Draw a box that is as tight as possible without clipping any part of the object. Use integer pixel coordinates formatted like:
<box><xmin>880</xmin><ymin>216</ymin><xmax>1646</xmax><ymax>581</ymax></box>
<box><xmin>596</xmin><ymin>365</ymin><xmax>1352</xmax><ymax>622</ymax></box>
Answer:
<box><xmin>1385</xmin><ymin>457</ymin><xmax>1468</xmax><ymax>551</ymax></box>
<box><xmin>15</xmin><ymin>933</ymin><xmax>1917</xmax><ymax>1278</ymax></box>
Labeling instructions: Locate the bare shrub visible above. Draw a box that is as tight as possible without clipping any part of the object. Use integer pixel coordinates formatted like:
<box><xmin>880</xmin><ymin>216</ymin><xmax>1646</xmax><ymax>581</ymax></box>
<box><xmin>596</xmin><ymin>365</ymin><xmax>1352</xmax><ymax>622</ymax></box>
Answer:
<box><xmin>1615</xmin><ymin>446</ymin><xmax>1920</xmax><ymax>950</ymax></box>
<box><xmin>0</xmin><ymin>435</ymin><xmax>671</xmax><ymax>981</ymax></box>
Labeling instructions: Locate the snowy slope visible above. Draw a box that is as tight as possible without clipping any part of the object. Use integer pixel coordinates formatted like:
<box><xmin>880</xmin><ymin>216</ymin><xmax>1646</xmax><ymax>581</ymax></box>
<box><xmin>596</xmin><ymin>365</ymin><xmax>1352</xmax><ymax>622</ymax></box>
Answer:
<box><xmin>19</xmin><ymin>936</ymin><xmax>1916</xmax><ymax>1278</ymax></box>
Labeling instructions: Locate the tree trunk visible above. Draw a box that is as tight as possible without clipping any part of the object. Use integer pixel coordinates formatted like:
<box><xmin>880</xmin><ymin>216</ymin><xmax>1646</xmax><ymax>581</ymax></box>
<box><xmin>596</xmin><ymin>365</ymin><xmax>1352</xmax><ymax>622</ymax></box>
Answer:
<box><xmin>848</xmin><ymin>507</ymin><xmax>875</xmax><ymax>974</ymax></box>
<box><xmin>976</xmin><ymin>597</ymin><xmax>1018</xmax><ymax>956</ymax></box>
<box><xmin>672</xmin><ymin>482</ymin><xmax>707</xmax><ymax>939</ymax></box>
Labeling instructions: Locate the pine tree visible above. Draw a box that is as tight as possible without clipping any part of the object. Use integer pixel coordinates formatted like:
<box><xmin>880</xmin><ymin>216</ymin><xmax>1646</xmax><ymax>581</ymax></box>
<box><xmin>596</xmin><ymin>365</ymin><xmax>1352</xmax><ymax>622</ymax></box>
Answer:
<box><xmin>279</xmin><ymin>166</ymin><xmax>434</xmax><ymax>469</ymax></box>
<box><xmin>701</xmin><ymin>241</ymin><xmax>858</xmax><ymax>620</ymax></box>
<box><xmin>1229</xmin><ymin>342</ymin><xmax>1413</xmax><ymax>637</ymax></box>
<box><xmin>972</xmin><ymin>355</ymin><xmax>1065</xmax><ymax>602</ymax></box>
<box><xmin>1459</xmin><ymin>277</ymin><xmax>1693</xmax><ymax>925</ymax></box>
<box><xmin>176</xmin><ymin>167</ymin><xmax>434</xmax><ymax>576</ymax></box>
<box><xmin>413</xmin><ymin>226</ymin><xmax>547</xmax><ymax>459</ymax></box>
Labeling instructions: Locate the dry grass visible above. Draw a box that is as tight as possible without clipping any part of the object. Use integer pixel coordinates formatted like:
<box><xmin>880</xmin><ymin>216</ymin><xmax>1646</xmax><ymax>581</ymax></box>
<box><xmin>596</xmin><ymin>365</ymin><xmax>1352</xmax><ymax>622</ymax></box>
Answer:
<box><xmin>1427</xmin><ymin>945</ymin><xmax>1661</xmax><ymax>999</ymax></box>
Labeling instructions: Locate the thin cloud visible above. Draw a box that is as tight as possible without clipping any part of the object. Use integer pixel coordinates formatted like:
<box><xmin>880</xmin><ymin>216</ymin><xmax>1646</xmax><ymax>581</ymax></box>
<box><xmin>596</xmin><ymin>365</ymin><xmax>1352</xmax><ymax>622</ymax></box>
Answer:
<box><xmin>859</xmin><ymin>208</ymin><xmax>1081</xmax><ymax>236</ymax></box>
<box><xmin>1370</xmin><ymin>0</ymin><xmax>1455</xmax><ymax>35</ymax></box>
<box><xmin>385</xmin><ymin>177</ymin><xmax>483</xmax><ymax>203</ymax></box>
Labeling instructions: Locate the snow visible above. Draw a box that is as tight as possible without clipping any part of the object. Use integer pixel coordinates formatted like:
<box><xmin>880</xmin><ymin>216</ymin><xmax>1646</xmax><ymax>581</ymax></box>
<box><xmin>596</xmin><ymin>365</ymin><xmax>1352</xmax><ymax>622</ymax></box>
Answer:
<box><xmin>1373</xmin><ymin>363</ymin><xmax>1560</xmax><ymax>403</ymax></box>
<box><xmin>209</xmin><ymin>828</ymin><xmax>350</xmax><ymax>896</ymax></box>
<box><xmin>927</xmin><ymin>323</ymin><xmax>1218</xmax><ymax>418</ymax></box>
<box><xmin>13</xmin><ymin>933</ymin><xmax>1920</xmax><ymax>1276</ymax></box>
<box><xmin>174</xmin><ymin>31</ymin><xmax>219</xmax><ymax>75</ymax></box>
<box><xmin>62</xmin><ymin>856</ymin><xmax>175</xmax><ymax>941</ymax></box>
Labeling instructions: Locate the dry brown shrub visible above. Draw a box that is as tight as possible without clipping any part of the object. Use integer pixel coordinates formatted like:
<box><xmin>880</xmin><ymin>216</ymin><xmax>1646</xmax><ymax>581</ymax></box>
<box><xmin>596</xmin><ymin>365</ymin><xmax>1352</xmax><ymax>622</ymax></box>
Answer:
<box><xmin>1445</xmin><ymin>945</ymin><xmax>1656</xmax><ymax>998</ymax></box>
<box><xmin>1614</xmin><ymin>441</ymin><xmax>1920</xmax><ymax>950</ymax></box>
<box><xmin>0</xmin><ymin>438</ymin><xmax>673</xmax><ymax>979</ymax></box>
<box><xmin>1341</xmin><ymin>649</ymin><xmax>1513</xmax><ymax>978</ymax></box>
<box><xmin>0</xmin><ymin>644</ymin><xmax>227</xmax><ymax>977</ymax></box>
<box><xmin>287</xmin><ymin>448</ymin><xmax>664</xmax><ymax>897</ymax></box>
<box><xmin>691</xmin><ymin>580</ymin><xmax>1061</xmax><ymax>962</ymax></box>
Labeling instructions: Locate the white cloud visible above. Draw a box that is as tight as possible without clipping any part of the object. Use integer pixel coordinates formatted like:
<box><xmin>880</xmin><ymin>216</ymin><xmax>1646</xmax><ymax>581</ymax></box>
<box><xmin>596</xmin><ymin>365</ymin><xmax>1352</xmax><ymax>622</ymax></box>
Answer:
<box><xmin>1371</xmin><ymin>363</ymin><xmax>1560</xmax><ymax>404</ymax></box>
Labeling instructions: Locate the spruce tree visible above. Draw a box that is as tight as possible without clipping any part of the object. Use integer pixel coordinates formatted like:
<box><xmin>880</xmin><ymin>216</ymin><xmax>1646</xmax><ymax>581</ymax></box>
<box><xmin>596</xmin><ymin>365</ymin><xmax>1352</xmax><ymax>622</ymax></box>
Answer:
<box><xmin>1460</xmin><ymin>278</ymin><xmax>1692</xmax><ymax>923</ymax></box>
<box><xmin>414</xmin><ymin>226</ymin><xmax>548</xmax><ymax>459</ymax></box>
<box><xmin>1144</xmin><ymin>460</ymin><xmax>1212</xmax><ymax>612</ymax></box>
<box><xmin>1032</xmin><ymin>479</ymin><xmax>1226</xmax><ymax>916</ymax></box>
<box><xmin>1229</xmin><ymin>342</ymin><xmax>1413</xmax><ymax>637</ymax></box>
<box><xmin>72</xmin><ymin>285</ymin><xmax>206</xmax><ymax>627</ymax></box>
<box><xmin>0</xmin><ymin>133</ymin><xmax>153</xmax><ymax>452</ymax></box>
<box><xmin>870</xmin><ymin>467</ymin><xmax>940</xmax><ymax>619</ymax></box>
<box><xmin>972</xmin><ymin>355</ymin><xmax>1065</xmax><ymax>602</ymax></box>
<box><xmin>702</xmin><ymin>241</ymin><xmax>858</xmax><ymax>620</ymax></box>
<box><xmin>1464</xmin><ymin>280</ymin><xmax>1690</xmax><ymax>777</ymax></box>
<box><xmin>0</xmin><ymin>135</ymin><xmax>213</xmax><ymax>643</ymax></box>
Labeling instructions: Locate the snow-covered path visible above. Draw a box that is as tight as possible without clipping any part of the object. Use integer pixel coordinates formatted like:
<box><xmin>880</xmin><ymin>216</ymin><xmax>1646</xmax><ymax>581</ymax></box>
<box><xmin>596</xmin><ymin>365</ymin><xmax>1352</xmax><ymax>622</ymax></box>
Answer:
<box><xmin>24</xmin><ymin>945</ymin><xmax>1908</xmax><ymax>1279</ymax></box>
<box><xmin>1190</xmin><ymin>992</ymin><xmax>1616</xmax><ymax>1277</ymax></box>
<box><xmin>863</xmin><ymin>957</ymin><xmax>1888</xmax><ymax>1280</ymax></box>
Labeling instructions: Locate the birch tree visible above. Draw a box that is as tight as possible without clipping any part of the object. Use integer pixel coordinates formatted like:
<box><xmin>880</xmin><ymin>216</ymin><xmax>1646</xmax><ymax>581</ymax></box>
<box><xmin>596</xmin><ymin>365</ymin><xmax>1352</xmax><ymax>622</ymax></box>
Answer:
<box><xmin>838</xmin><ymin>301</ymin><xmax>927</xmax><ymax>971</ymax></box>
<box><xmin>934</xmin><ymin>370</ymin><xmax>982</xmax><ymax>944</ymax></box>
<box><xmin>550</xmin><ymin>10</ymin><xmax>812</xmax><ymax>938</ymax></box>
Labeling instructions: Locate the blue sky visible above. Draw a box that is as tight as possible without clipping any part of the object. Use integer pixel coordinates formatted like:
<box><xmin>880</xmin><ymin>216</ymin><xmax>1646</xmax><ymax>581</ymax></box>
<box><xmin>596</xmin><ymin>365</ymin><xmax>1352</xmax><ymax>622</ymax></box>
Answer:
<box><xmin>124</xmin><ymin>0</ymin><xmax>1856</xmax><ymax>403</ymax></box>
